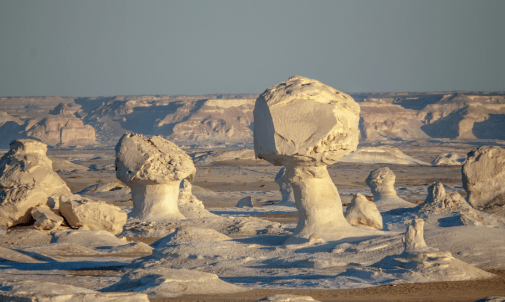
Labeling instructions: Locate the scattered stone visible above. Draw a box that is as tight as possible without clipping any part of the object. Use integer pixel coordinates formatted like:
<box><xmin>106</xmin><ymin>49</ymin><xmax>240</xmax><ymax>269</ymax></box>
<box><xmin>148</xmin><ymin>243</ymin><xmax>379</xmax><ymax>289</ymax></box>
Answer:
<box><xmin>257</xmin><ymin>294</ymin><xmax>320</xmax><ymax>302</ymax></box>
<box><xmin>59</xmin><ymin>195</ymin><xmax>127</xmax><ymax>234</ymax></box>
<box><xmin>431</xmin><ymin>153</ymin><xmax>467</xmax><ymax>165</ymax></box>
<box><xmin>103</xmin><ymin>268</ymin><xmax>245</xmax><ymax>298</ymax></box>
<box><xmin>0</xmin><ymin>280</ymin><xmax>149</xmax><ymax>301</ymax></box>
<box><xmin>115</xmin><ymin>133</ymin><xmax>196</xmax><ymax>221</ymax></box>
<box><xmin>365</xmin><ymin>167</ymin><xmax>415</xmax><ymax>210</ymax></box>
<box><xmin>236</xmin><ymin>196</ymin><xmax>253</xmax><ymax>208</ymax></box>
<box><xmin>345</xmin><ymin>194</ymin><xmax>383</xmax><ymax>230</ymax></box>
<box><xmin>254</xmin><ymin>76</ymin><xmax>374</xmax><ymax>243</ymax></box>
<box><xmin>31</xmin><ymin>205</ymin><xmax>64</xmax><ymax>230</ymax></box>
<box><xmin>463</xmin><ymin>146</ymin><xmax>505</xmax><ymax>208</ymax></box>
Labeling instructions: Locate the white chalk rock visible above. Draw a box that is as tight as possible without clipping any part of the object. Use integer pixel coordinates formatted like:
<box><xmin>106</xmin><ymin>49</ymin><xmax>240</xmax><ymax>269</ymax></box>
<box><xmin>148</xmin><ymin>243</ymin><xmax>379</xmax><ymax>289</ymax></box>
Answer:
<box><xmin>236</xmin><ymin>196</ymin><xmax>253</xmax><ymax>208</ymax></box>
<box><xmin>0</xmin><ymin>139</ymin><xmax>72</xmax><ymax>227</ymax></box>
<box><xmin>0</xmin><ymin>185</ymin><xmax>49</xmax><ymax>227</ymax></box>
<box><xmin>254</xmin><ymin>76</ymin><xmax>372</xmax><ymax>243</ymax></box>
<box><xmin>52</xmin><ymin>229</ymin><xmax>129</xmax><ymax>248</ymax></box>
<box><xmin>372</xmin><ymin>218</ymin><xmax>496</xmax><ymax>283</ymax></box>
<box><xmin>403</xmin><ymin>218</ymin><xmax>431</xmax><ymax>253</ymax></box>
<box><xmin>59</xmin><ymin>195</ymin><xmax>127</xmax><ymax>234</ymax></box>
<box><xmin>257</xmin><ymin>294</ymin><xmax>320</xmax><ymax>302</ymax></box>
<box><xmin>419</xmin><ymin>182</ymin><xmax>504</xmax><ymax>228</ymax></box>
<box><xmin>463</xmin><ymin>146</ymin><xmax>505</xmax><ymax>208</ymax></box>
<box><xmin>154</xmin><ymin>227</ymin><xmax>231</xmax><ymax>246</ymax></box>
<box><xmin>365</xmin><ymin>167</ymin><xmax>415</xmax><ymax>210</ymax></box>
<box><xmin>431</xmin><ymin>153</ymin><xmax>466</xmax><ymax>166</ymax></box>
<box><xmin>0</xmin><ymin>139</ymin><xmax>71</xmax><ymax>198</ymax></box>
<box><xmin>178</xmin><ymin>179</ymin><xmax>214</xmax><ymax>218</ymax></box>
<box><xmin>115</xmin><ymin>133</ymin><xmax>196</xmax><ymax>221</ymax></box>
<box><xmin>104</xmin><ymin>268</ymin><xmax>245</xmax><ymax>298</ymax></box>
<box><xmin>0</xmin><ymin>280</ymin><xmax>149</xmax><ymax>301</ymax></box>
<box><xmin>31</xmin><ymin>205</ymin><xmax>64</xmax><ymax>230</ymax></box>
<box><xmin>345</xmin><ymin>194</ymin><xmax>383</xmax><ymax>230</ymax></box>
<box><xmin>275</xmin><ymin>167</ymin><xmax>295</xmax><ymax>204</ymax></box>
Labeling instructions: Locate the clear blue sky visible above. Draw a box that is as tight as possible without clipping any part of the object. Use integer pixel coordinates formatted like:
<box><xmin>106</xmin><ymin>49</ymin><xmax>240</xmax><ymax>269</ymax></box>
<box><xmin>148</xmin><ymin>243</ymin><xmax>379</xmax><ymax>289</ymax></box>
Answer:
<box><xmin>1</xmin><ymin>0</ymin><xmax>504</xmax><ymax>97</ymax></box>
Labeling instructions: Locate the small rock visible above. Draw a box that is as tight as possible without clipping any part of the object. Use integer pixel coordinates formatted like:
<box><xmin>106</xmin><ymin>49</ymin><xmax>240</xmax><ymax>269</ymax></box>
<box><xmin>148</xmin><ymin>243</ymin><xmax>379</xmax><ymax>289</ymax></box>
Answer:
<box><xmin>31</xmin><ymin>205</ymin><xmax>64</xmax><ymax>230</ymax></box>
<box><xmin>345</xmin><ymin>194</ymin><xmax>383</xmax><ymax>230</ymax></box>
<box><xmin>236</xmin><ymin>196</ymin><xmax>253</xmax><ymax>208</ymax></box>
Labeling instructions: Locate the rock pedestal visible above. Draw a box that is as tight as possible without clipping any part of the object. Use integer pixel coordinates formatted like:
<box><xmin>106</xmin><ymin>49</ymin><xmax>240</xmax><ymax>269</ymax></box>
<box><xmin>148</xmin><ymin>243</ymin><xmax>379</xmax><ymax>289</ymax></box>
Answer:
<box><xmin>365</xmin><ymin>167</ymin><xmax>414</xmax><ymax>210</ymax></box>
<box><xmin>254</xmin><ymin>76</ymin><xmax>373</xmax><ymax>243</ymax></box>
<box><xmin>115</xmin><ymin>134</ymin><xmax>196</xmax><ymax>221</ymax></box>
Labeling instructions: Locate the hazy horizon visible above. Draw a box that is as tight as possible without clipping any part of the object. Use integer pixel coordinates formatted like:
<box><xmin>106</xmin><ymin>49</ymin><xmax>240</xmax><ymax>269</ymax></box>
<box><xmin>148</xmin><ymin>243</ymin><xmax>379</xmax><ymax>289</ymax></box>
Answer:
<box><xmin>1</xmin><ymin>0</ymin><xmax>504</xmax><ymax>97</ymax></box>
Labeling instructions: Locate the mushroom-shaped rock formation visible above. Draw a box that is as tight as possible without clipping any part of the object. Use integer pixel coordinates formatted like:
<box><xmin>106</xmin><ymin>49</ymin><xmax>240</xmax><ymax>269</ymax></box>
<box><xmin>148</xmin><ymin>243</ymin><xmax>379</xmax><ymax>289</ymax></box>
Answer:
<box><xmin>0</xmin><ymin>139</ymin><xmax>71</xmax><ymax>227</ymax></box>
<box><xmin>115</xmin><ymin>134</ymin><xmax>196</xmax><ymax>221</ymax></box>
<box><xmin>345</xmin><ymin>194</ymin><xmax>383</xmax><ymax>230</ymax></box>
<box><xmin>275</xmin><ymin>167</ymin><xmax>295</xmax><ymax>204</ymax></box>
<box><xmin>463</xmin><ymin>146</ymin><xmax>505</xmax><ymax>209</ymax></box>
<box><xmin>254</xmin><ymin>76</ymin><xmax>373</xmax><ymax>243</ymax></box>
<box><xmin>365</xmin><ymin>167</ymin><xmax>415</xmax><ymax>210</ymax></box>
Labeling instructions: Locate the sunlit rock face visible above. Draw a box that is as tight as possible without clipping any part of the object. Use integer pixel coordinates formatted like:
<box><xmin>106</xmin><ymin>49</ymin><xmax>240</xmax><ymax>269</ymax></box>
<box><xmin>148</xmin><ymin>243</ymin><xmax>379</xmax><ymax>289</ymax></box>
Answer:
<box><xmin>115</xmin><ymin>133</ymin><xmax>196</xmax><ymax>221</ymax></box>
<box><xmin>0</xmin><ymin>139</ymin><xmax>71</xmax><ymax>227</ymax></box>
<box><xmin>463</xmin><ymin>146</ymin><xmax>505</xmax><ymax>209</ymax></box>
<box><xmin>254</xmin><ymin>76</ymin><xmax>371</xmax><ymax>243</ymax></box>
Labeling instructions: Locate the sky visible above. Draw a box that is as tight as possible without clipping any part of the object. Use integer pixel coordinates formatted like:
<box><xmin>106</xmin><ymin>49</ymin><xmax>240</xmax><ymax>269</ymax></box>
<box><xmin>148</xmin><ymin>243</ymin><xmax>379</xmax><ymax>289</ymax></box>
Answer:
<box><xmin>0</xmin><ymin>0</ymin><xmax>504</xmax><ymax>97</ymax></box>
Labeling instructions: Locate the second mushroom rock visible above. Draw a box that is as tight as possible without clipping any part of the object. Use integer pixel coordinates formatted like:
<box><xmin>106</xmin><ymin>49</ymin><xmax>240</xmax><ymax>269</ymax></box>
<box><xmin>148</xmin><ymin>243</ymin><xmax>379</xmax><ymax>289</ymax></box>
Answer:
<box><xmin>115</xmin><ymin>134</ymin><xmax>196</xmax><ymax>221</ymax></box>
<box><xmin>254</xmin><ymin>75</ymin><xmax>372</xmax><ymax>243</ymax></box>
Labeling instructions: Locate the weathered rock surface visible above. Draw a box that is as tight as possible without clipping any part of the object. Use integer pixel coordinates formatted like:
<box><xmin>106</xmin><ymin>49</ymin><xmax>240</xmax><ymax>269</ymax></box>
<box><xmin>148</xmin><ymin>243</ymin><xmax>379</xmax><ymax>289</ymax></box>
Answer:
<box><xmin>59</xmin><ymin>195</ymin><xmax>127</xmax><ymax>234</ymax></box>
<box><xmin>345</xmin><ymin>194</ymin><xmax>383</xmax><ymax>230</ymax></box>
<box><xmin>341</xmin><ymin>146</ymin><xmax>429</xmax><ymax>165</ymax></box>
<box><xmin>254</xmin><ymin>76</ymin><xmax>376</xmax><ymax>243</ymax></box>
<box><xmin>116</xmin><ymin>133</ymin><xmax>196</xmax><ymax>221</ymax></box>
<box><xmin>103</xmin><ymin>268</ymin><xmax>245</xmax><ymax>298</ymax></box>
<box><xmin>0</xmin><ymin>280</ymin><xmax>149</xmax><ymax>301</ymax></box>
<box><xmin>178</xmin><ymin>179</ymin><xmax>214</xmax><ymax>218</ymax></box>
<box><xmin>418</xmin><ymin>182</ymin><xmax>504</xmax><ymax>228</ymax></box>
<box><xmin>463</xmin><ymin>146</ymin><xmax>505</xmax><ymax>208</ymax></box>
<box><xmin>431</xmin><ymin>153</ymin><xmax>467</xmax><ymax>165</ymax></box>
<box><xmin>0</xmin><ymin>140</ymin><xmax>71</xmax><ymax>227</ymax></box>
<box><xmin>365</xmin><ymin>167</ymin><xmax>415</xmax><ymax>210</ymax></box>
<box><xmin>154</xmin><ymin>227</ymin><xmax>231</xmax><ymax>246</ymax></box>
<box><xmin>236</xmin><ymin>196</ymin><xmax>253</xmax><ymax>208</ymax></box>
<box><xmin>31</xmin><ymin>205</ymin><xmax>64</xmax><ymax>230</ymax></box>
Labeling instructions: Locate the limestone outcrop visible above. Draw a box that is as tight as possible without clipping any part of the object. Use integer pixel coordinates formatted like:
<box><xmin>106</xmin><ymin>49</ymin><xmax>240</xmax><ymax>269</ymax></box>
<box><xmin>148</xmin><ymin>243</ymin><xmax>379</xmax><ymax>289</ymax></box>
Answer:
<box><xmin>0</xmin><ymin>280</ymin><xmax>149</xmax><ymax>301</ymax></box>
<box><xmin>115</xmin><ymin>133</ymin><xmax>196</xmax><ymax>221</ymax></box>
<box><xmin>431</xmin><ymin>153</ymin><xmax>466</xmax><ymax>166</ymax></box>
<box><xmin>59</xmin><ymin>195</ymin><xmax>127</xmax><ymax>234</ymax></box>
<box><xmin>418</xmin><ymin>182</ymin><xmax>504</xmax><ymax>228</ymax></box>
<box><xmin>178</xmin><ymin>179</ymin><xmax>214</xmax><ymax>218</ymax></box>
<box><xmin>340</xmin><ymin>146</ymin><xmax>429</xmax><ymax>165</ymax></box>
<box><xmin>236</xmin><ymin>196</ymin><xmax>253</xmax><ymax>208</ymax></box>
<box><xmin>0</xmin><ymin>139</ymin><xmax>71</xmax><ymax>227</ymax></box>
<box><xmin>254</xmin><ymin>76</ymin><xmax>373</xmax><ymax>243</ymax></box>
<box><xmin>345</xmin><ymin>194</ymin><xmax>383</xmax><ymax>230</ymax></box>
<box><xmin>365</xmin><ymin>167</ymin><xmax>415</xmax><ymax>210</ymax></box>
<box><xmin>463</xmin><ymin>146</ymin><xmax>505</xmax><ymax>208</ymax></box>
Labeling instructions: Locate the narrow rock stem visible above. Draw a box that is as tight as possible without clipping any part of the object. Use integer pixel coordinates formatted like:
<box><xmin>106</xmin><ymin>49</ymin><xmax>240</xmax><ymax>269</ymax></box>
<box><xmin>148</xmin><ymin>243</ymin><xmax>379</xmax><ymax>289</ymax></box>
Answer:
<box><xmin>130</xmin><ymin>182</ymin><xmax>185</xmax><ymax>221</ymax></box>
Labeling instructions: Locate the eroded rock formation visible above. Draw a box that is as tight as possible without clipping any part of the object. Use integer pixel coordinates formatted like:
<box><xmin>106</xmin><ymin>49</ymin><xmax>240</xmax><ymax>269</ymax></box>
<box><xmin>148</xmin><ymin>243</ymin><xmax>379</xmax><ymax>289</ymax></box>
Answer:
<box><xmin>345</xmin><ymin>194</ymin><xmax>383</xmax><ymax>230</ymax></box>
<box><xmin>365</xmin><ymin>167</ymin><xmax>415</xmax><ymax>209</ymax></box>
<box><xmin>463</xmin><ymin>146</ymin><xmax>505</xmax><ymax>208</ymax></box>
<box><xmin>115</xmin><ymin>133</ymin><xmax>196</xmax><ymax>221</ymax></box>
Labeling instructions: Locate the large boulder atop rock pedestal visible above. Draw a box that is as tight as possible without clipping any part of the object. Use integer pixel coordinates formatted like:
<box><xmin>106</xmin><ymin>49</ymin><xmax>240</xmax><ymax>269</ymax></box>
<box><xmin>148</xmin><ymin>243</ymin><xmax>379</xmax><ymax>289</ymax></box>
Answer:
<box><xmin>254</xmin><ymin>75</ymin><xmax>360</xmax><ymax>166</ymax></box>
<box><xmin>463</xmin><ymin>146</ymin><xmax>505</xmax><ymax>208</ymax></box>
<box><xmin>0</xmin><ymin>139</ymin><xmax>71</xmax><ymax>227</ymax></box>
<box><xmin>116</xmin><ymin>133</ymin><xmax>196</xmax><ymax>186</ymax></box>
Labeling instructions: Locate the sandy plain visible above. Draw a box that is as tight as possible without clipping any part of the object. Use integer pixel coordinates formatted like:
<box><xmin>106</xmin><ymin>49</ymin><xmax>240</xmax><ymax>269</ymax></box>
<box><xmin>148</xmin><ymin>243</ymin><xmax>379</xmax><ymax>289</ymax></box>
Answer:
<box><xmin>1</xmin><ymin>140</ymin><xmax>504</xmax><ymax>302</ymax></box>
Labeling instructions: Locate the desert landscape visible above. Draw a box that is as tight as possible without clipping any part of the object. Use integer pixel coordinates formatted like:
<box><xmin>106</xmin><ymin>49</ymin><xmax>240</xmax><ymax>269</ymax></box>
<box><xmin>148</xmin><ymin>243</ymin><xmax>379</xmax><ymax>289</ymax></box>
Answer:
<box><xmin>0</xmin><ymin>75</ymin><xmax>504</xmax><ymax>302</ymax></box>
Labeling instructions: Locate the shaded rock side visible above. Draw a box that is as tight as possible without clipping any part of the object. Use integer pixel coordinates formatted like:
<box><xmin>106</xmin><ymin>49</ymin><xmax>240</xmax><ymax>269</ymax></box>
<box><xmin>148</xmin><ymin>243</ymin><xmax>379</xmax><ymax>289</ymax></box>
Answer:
<box><xmin>463</xmin><ymin>146</ymin><xmax>505</xmax><ymax>208</ymax></box>
<box><xmin>431</xmin><ymin>153</ymin><xmax>467</xmax><ymax>166</ymax></box>
<box><xmin>59</xmin><ymin>195</ymin><xmax>127</xmax><ymax>234</ymax></box>
<box><xmin>31</xmin><ymin>205</ymin><xmax>64</xmax><ymax>230</ymax></box>
<box><xmin>178</xmin><ymin>179</ymin><xmax>214</xmax><ymax>218</ymax></box>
